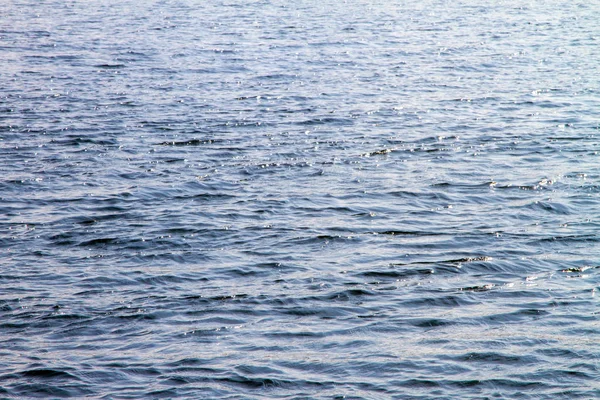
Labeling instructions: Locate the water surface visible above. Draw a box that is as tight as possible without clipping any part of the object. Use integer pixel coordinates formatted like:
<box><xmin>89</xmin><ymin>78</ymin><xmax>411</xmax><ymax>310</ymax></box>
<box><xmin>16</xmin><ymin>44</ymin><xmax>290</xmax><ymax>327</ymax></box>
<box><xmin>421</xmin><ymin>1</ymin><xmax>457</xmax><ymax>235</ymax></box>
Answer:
<box><xmin>1</xmin><ymin>0</ymin><xmax>600</xmax><ymax>398</ymax></box>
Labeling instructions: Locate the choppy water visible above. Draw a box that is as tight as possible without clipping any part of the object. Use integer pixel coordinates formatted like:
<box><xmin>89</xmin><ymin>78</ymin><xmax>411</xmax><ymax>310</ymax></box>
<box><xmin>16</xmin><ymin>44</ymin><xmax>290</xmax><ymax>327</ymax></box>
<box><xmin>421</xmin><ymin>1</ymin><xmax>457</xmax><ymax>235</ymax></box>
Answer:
<box><xmin>2</xmin><ymin>0</ymin><xmax>600</xmax><ymax>398</ymax></box>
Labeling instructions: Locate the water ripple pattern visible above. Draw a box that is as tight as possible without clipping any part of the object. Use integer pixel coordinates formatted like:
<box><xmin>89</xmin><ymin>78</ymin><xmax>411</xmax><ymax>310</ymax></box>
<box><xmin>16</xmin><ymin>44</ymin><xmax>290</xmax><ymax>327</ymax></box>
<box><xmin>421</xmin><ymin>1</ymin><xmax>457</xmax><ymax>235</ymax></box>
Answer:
<box><xmin>1</xmin><ymin>0</ymin><xmax>600</xmax><ymax>398</ymax></box>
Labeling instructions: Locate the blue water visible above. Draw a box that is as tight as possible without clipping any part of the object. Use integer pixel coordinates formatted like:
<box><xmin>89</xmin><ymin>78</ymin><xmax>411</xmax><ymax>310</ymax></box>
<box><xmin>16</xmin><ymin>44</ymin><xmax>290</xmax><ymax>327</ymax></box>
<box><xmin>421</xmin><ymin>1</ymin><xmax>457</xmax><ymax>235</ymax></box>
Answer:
<box><xmin>1</xmin><ymin>0</ymin><xmax>600</xmax><ymax>398</ymax></box>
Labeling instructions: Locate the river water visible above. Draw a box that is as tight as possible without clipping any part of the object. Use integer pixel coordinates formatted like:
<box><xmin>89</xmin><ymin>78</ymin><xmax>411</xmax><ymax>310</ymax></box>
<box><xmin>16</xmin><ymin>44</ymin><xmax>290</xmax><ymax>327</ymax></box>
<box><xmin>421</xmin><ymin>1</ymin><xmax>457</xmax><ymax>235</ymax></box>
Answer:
<box><xmin>1</xmin><ymin>0</ymin><xmax>600</xmax><ymax>398</ymax></box>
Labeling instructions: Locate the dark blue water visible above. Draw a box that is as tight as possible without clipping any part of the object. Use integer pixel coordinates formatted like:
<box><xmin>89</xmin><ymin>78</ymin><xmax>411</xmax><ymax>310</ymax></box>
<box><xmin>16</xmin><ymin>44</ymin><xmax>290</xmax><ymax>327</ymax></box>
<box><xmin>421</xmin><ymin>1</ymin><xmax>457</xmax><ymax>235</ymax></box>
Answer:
<box><xmin>2</xmin><ymin>0</ymin><xmax>600</xmax><ymax>398</ymax></box>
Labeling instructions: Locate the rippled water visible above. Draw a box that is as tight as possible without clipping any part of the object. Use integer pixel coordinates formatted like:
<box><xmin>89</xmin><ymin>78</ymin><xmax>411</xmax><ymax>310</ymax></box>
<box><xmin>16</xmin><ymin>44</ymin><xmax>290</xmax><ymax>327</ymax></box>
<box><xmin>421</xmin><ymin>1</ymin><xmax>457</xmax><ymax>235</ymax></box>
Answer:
<box><xmin>2</xmin><ymin>0</ymin><xmax>600</xmax><ymax>398</ymax></box>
